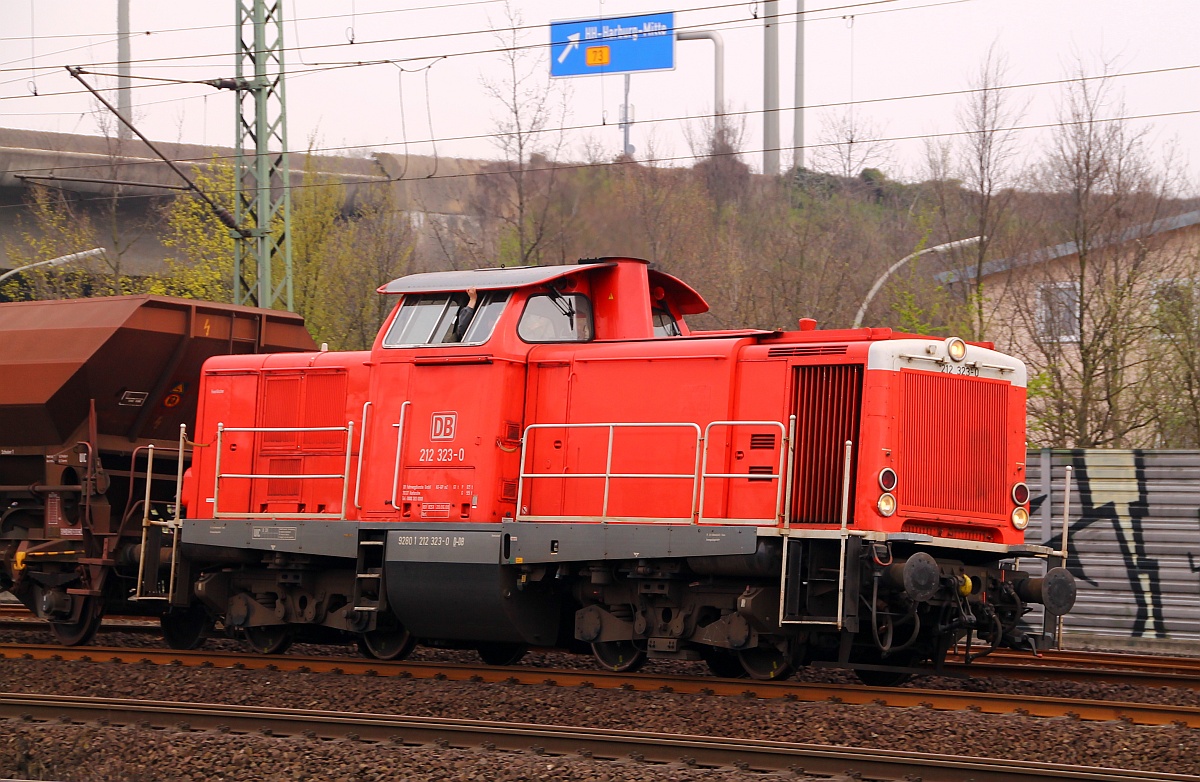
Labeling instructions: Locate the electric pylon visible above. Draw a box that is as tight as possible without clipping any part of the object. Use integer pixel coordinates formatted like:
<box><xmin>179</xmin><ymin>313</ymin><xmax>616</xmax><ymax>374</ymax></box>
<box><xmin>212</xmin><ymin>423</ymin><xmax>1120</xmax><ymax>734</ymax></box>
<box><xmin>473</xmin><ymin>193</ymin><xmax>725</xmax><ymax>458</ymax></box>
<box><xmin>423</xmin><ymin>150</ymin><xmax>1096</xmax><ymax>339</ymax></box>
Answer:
<box><xmin>233</xmin><ymin>0</ymin><xmax>293</xmax><ymax>311</ymax></box>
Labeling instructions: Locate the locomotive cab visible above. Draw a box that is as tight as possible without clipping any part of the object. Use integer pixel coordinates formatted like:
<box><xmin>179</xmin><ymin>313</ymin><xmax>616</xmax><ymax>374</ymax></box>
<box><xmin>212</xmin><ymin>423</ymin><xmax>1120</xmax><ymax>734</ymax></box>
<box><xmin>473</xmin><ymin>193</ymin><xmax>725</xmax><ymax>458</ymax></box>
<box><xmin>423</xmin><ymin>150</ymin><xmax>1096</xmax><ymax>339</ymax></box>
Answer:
<box><xmin>167</xmin><ymin>256</ymin><xmax>1074</xmax><ymax>681</ymax></box>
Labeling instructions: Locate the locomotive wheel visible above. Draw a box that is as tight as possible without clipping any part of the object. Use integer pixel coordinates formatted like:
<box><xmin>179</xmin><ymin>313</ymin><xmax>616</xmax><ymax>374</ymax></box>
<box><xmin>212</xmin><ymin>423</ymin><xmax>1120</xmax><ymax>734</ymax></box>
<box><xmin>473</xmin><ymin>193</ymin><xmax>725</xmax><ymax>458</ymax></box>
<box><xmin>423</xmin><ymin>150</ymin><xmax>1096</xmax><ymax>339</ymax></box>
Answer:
<box><xmin>50</xmin><ymin>597</ymin><xmax>104</xmax><ymax>647</ymax></box>
<box><xmin>737</xmin><ymin>645</ymin><xmax>794</xmax><ymax>680</ymax></box>
<box><xmin>358</xmin><ymin>627</ymin><xmax>417</xmax><ymax>661</ymax></box>
<box><xmin>242</xmin><ymin>625</ymin><xmax>294</xmax><ymax>655</ymax></box>
<box><xmin>591</xmin><ymin>640</ymin><xmax>646</xmax><ymax>673</ymax></box>
<box><xmin>160</xmin><ymin>604</ymin><xmax>211</xmax><ymax>651</ymax></box>
<box><xmin>476</xmin><ymin>643</ymin><xmax>528</xmax><ymax>666</ymax></box>
<box><xmin>701</xmin><ymin>647</ymin><xmax>747</xmax><ymax>679</ymax></box>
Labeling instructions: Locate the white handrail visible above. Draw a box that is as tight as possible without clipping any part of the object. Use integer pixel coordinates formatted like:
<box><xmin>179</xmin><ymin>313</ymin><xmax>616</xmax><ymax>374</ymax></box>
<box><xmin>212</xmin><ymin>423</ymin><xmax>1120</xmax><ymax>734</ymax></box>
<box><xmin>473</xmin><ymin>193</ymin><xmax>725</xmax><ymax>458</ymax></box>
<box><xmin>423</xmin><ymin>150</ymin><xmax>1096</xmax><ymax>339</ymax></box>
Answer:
<box><xmin>390</xmin><ymin>401</ymin><xmax>411</xmax><ymax>510</ymax></box>
<box><xmin>516</xmin><ymin>419</ymin><xmax>789</xmax><ymax>526</ymax></box>
<box><xmin>835</xmin><ymin>439</ymin><xmax>854</xmax><ymax>630</ymax></box>
<box><xmin>517</xmin><ymin>421</ymin><xmax>704</xmax><ymax>523</ymax></box>
<box><xmin>131</xmin><ymin>425</ymin><xmax>189</xmax><ymax>602</ymax></box>
<box><xmin>698</xmin><ymin>420</ymin><xmax>789</xmax><ymax>525</ymax></box>
<box><xmin>213</xmin><ymin>421</ymin><xmax>356</xmax><ymax>520</ymax></box>
<box><xmin>354</xmin><ymin>402</ymin><xmax>372</xmax><ymax>509</ymax></box>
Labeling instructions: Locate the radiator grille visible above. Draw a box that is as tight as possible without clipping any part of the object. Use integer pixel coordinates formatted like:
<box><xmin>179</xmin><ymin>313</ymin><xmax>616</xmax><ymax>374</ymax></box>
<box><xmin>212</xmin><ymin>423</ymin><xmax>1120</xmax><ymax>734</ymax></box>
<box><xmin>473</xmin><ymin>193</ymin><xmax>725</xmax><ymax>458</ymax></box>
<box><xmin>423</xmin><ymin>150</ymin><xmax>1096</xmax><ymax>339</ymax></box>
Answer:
<box><xmin>902</xmin><ymin>520</ymin><xmax>999</xmax><ymax>543</ymax></box>
<box><xmin>791</xmin><ymin>364</ymin><xmax>862</xmax><ymax>524</ymax></box>
<box><xmin>261</xmin><ymin>375</ymin><xmax>301</xmax><ymax>448</ymax></box>
<box><xmin>266</xmin><ymin>457</ymin><xmax>302</xmax><ymax>498</ymax></box>
<box><xmin>898</xmin><ymin>371</ymin><xmax>1008</xmax><ymax>516</ymax></box>
<box><xmin>302</xmin><ymin>372</ymin><xmax>349</xmax><ymax>449</ymax></box>
<box><xmin>768</xmin><ymin>345</ymin><xmax>848</xmax><ymax>358</ymax></box>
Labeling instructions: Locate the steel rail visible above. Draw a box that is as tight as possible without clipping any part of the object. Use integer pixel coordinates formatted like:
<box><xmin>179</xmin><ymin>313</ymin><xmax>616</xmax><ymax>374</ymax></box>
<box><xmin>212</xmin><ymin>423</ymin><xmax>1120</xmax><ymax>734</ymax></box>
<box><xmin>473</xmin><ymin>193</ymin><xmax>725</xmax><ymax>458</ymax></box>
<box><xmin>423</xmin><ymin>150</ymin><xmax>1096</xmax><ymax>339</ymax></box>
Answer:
<box><xmin>0</xmin><ymin>643</ymin><xmax>1197</xmax><ymax>728</ymax></box>
<box><xmin>0</xmin><ymin>692</ymin><xmax>1194</xmax><ymax>782</ymax></box>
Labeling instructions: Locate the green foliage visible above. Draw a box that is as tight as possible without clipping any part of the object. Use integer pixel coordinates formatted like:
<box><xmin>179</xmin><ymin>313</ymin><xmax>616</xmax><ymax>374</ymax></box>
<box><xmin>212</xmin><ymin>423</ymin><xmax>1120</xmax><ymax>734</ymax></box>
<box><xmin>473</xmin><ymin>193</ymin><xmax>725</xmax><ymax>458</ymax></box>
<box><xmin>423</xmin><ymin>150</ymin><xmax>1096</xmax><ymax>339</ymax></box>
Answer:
<box><xmin>147</xmin><ymin>162</ymin><xmax>237</xmax><ymax>302</ymax></box>
<box><xmin>1</xmin><ymin>184</ymin><xmax>144</xmax><ymax>301</ymax></box>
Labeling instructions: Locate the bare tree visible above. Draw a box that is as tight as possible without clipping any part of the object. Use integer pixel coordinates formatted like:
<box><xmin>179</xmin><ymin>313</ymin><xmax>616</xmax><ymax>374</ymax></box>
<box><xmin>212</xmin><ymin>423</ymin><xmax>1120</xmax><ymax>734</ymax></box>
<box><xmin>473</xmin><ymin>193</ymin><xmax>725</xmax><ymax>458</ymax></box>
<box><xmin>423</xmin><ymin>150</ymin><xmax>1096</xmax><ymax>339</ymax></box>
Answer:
<box><xmin>926</xmin><ymin>46</ymin><xmax>1026</xmax><ymax>340</ymax></box>
<box><xmin>1008</xmin><ymin>62</ymin><xmax>1187</xmax><ymax>447</ymax></box>
<box><xmin>477</xmin><ymin>1</ymin><xmax>570</xmax><ymax>266</ymax></box>
<box><xmin>811</xmin><ymin>108</ymin><xmax>891</xmax><ymax>179</ymax></box>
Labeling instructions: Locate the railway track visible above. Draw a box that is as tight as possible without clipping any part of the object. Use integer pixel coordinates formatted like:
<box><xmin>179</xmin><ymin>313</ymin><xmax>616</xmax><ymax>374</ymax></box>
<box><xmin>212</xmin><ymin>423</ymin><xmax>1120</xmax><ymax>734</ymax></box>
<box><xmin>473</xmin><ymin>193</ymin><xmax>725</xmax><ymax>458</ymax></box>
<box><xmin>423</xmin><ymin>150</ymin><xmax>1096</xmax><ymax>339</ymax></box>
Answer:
<box><xmin>1</xmin><ymin>642</ymin><xmax>1197</xmax><ymax>728</ymax></box>
<box><xmin>940</xmin><ymin>647</ymin><xmax>1200</xmax><ymax>687</ymax></box>
<box><xmin>2</xmin><ymin>692</ymin><xmax>1195</xmax><ymax>782</ymax></box>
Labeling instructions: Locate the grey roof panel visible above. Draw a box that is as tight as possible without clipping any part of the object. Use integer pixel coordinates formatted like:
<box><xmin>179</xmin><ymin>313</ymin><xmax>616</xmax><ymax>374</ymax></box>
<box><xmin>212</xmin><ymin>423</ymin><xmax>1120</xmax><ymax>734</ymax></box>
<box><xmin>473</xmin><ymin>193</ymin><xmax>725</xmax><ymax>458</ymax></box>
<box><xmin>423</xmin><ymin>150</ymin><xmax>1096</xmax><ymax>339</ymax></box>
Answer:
<box><xmin>936</xmin><ymin>209</ymin><xmax>1200</xmax><ymax>285</ymax></box>
<box><xmin>377</xmin><ymin>263</ymin><xmax>617</xmax><ymax>294</ymax></box>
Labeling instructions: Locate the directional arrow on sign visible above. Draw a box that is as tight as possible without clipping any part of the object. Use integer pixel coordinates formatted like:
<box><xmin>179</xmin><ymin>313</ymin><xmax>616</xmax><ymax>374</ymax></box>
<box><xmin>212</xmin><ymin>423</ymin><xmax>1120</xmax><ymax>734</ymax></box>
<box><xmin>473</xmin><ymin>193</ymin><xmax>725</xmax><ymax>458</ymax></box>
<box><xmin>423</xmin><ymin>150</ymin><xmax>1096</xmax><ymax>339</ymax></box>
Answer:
<box><xmin>557</xmin><ymin>32</ymin><xmax>580</xmax><ymax>64</ymax></box>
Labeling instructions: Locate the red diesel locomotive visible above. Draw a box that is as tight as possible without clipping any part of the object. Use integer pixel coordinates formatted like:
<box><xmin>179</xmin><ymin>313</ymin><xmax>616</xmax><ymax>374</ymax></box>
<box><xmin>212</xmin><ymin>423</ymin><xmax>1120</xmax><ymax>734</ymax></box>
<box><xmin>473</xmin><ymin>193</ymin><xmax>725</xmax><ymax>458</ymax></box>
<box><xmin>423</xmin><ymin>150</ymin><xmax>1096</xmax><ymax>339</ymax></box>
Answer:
<box><xmin>166</xmin><ymin>256</ymin><xmax>1073</xmax><ymax>681</ymax></box>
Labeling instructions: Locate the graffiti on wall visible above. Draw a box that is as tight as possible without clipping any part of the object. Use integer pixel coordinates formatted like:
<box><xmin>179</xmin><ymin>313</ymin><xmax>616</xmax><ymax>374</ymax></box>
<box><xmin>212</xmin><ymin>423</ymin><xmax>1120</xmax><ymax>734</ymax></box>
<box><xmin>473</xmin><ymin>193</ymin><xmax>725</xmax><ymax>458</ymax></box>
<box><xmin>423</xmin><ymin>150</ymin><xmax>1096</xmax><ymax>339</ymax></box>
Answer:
<box><xmin>1033</xmin><ymin>450</ymin><xmax>1168</xmax><ymax>637</ymax></box>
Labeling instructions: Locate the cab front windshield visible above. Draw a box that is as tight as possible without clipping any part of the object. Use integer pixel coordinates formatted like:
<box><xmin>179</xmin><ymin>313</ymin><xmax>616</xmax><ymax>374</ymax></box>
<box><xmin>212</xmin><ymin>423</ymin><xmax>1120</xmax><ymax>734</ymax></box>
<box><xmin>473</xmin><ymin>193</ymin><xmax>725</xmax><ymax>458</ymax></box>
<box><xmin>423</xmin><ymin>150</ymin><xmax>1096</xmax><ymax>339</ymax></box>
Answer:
<box><xmin>383</xmin><ymin>290</ymin><xmax>509</xmax><ymax>346</ymax></box>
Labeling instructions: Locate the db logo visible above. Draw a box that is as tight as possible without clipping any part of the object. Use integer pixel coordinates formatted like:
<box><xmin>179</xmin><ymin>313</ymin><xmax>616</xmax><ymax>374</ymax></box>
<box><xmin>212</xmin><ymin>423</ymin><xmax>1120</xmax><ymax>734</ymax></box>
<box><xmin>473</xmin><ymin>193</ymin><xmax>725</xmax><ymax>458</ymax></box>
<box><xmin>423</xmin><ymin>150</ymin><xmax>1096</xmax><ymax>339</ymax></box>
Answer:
<box><xmin>430</xmin><ymin>412</ymin><xmax>458</xmax><ymax>441</ymax></box>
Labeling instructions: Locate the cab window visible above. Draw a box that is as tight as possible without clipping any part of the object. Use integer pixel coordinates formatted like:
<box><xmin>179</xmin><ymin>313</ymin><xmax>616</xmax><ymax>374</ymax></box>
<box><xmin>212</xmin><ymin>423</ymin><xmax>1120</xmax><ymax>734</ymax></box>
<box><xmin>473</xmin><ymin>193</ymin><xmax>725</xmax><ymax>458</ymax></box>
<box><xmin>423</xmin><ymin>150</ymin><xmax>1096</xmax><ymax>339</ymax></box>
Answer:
<box><xmin>652</xmin><ymin>304</ymin><xmax>682</xmax><ymax>337</ymax></box>
<box><xmin>518</xmin><ymin>294</ymin><xmax>593</xmax><ymax>343</ymax></box>
<box><xmin>383</xmin><ymin>291</ymin><xmax>510</xmax><ymax>346</ymax></box>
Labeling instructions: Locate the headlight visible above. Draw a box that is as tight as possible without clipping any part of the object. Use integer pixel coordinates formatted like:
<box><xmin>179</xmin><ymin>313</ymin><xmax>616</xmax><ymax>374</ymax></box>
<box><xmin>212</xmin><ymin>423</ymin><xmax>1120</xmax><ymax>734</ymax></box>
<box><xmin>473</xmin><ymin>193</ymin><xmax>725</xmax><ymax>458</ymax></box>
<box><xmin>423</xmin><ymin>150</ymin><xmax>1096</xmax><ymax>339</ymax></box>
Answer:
<box><xmin>945</xmin><ymin>337</ymin><xmax>967</xmax><ymax>362</ymax></box>
<box><xmin>878</xmin><ymin>467</ymin><xmax>897</xmax><ymax>492</ymax></box>
<box><xmin>1011</xmin><ymin>506</ymin><xmax>1030</xmax><ymax>530</ymax></box>
<box><xmin>877</xmin><ymin>493</ymin><xmax>897</xmax><ymax>517</ymax></box>
<box><xmin>1012</xmin><ymin>482</ymin><xmax>1030</xmax><ymax>505</ymax></box>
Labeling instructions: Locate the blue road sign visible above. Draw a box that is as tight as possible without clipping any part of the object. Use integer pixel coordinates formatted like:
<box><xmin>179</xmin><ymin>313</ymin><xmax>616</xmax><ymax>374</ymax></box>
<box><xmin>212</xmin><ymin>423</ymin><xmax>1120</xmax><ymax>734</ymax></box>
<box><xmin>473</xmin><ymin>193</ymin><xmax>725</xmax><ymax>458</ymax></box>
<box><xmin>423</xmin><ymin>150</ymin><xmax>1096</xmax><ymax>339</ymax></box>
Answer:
<box><xmin>550</xmin><ymin>12</ymin><xmax>675</xmax><ymax>78</ymax></box>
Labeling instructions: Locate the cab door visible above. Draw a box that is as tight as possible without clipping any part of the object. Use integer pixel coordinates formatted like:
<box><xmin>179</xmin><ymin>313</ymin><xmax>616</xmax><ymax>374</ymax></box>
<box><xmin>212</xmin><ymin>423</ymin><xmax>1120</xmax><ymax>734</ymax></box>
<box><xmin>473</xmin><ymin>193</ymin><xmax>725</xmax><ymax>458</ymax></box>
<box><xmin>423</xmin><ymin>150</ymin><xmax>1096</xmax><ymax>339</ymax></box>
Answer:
<box><xmin>355</xmin><ymin>359</ymin><xmax>413</xmax><ymax>518</ymax></box>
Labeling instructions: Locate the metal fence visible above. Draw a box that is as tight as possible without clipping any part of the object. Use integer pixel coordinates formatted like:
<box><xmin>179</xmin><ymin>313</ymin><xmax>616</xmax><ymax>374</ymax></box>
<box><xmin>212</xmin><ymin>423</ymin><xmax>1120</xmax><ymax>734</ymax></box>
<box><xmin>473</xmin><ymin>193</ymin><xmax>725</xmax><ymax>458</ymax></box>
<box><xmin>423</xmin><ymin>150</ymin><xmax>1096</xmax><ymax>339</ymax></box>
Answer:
<box><xmin>1026</xmin><ymin>449</ymin><xmax>1200</xmax><ymax>648</ymax></box>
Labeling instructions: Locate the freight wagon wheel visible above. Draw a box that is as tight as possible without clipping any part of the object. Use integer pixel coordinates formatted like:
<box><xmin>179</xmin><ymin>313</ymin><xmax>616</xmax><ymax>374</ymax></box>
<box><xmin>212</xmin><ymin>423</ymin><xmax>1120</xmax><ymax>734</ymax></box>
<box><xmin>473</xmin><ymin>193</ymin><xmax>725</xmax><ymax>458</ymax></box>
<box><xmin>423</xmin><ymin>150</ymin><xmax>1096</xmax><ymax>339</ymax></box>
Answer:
<box><xmin>49</xmin><ymin>596</ymin><xmax>104</xmax><ymax>647</ymax></box>
<box><xmin>160</xmin><ymin>604</ymin><xmax>211</xmax><ymax>651</ymax></box>
<box><xmin>358</xmin><ymin>627</ymin><xmax>417</xmax><ymax>661</ymax></box>
<box><xmin>737</xmin><ymin>645</ymin><xmax>794</xmax><ymax>680</ymax></box>
<box><xmin>242</xmin><ymin>625</ymin><xmax>294</xmax><ymax>655</ymax></box>
<box><xmin>700</xmin><ymin>647</ymin><xmax>748</xmax><ymax>679</ymax></box>
<box><xmin>476</xmin><ymin>643</ymin><xmax>528</xmax><ymax>666</ymax></box>
<box><xmin>591</xmin><ymin>640</ymin><xmax>646</xmax><ymax>673</ymax></box>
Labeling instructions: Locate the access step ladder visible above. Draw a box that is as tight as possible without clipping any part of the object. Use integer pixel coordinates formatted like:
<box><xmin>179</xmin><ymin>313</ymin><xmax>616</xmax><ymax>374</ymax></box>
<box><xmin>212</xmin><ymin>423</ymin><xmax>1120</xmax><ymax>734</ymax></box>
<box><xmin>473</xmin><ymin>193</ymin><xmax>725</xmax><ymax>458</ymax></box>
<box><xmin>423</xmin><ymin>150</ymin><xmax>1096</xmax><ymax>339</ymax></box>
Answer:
<box><xmin>351</xmin><ymin>530</ymin><xmax>388</xmax><ymax>612</ymax></box>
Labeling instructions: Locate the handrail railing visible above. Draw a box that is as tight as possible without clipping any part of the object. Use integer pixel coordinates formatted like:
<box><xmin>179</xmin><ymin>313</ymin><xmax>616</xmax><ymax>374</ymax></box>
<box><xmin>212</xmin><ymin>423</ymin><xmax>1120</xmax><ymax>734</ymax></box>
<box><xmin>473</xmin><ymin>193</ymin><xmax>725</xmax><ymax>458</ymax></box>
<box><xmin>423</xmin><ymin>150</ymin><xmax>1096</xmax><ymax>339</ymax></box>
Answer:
<box><xmin>516</xmin><ymin>419</ymin><xmax>793</xmax><ymax>526</ymax></box>
<box><xmin>390</xmin><ymin>401</ymin><xmax>411</xmax><ymax>510</ymax></box>
<box><xmin>213</xmin><ymin>421</ymin><xmax>355</xmax><ymax>520</ymax></box>
<box><xmin>354</xmin><ymin>401</ymin><xmax>372</xmax><ymax>510</ymax></box>
<box><xmin>133</xmin><ymin>424</ymin><xmax>188</xmax><ymax>602</ymax></box>
<box><xmin>517</xmin><ymin>422</ymin><xmax>703</xmax><ymax>524</ymax></box>
<box><xmin>698</xmin><ymin>419</ymin><xmax>789</xmax><ymax>525</ymax></box>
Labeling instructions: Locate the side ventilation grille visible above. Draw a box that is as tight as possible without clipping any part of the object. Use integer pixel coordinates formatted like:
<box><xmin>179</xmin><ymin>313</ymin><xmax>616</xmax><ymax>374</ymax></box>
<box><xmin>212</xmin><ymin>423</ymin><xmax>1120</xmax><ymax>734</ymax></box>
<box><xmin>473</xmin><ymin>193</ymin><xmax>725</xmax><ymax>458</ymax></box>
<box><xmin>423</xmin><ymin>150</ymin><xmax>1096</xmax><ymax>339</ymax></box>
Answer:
<box><xmin>767</xmin><ymin>345</ymin><xmax>848</xmax><ymax>358</ymax></box>
<box><xmin>790</xmin><ymin>364</ymin><xmax>863</xmax><ymax>524</ymax></box>
<box><xmin>750</xmin><ymin>433</ymin><xmax>776</xmax><ymax>450</ymax></box>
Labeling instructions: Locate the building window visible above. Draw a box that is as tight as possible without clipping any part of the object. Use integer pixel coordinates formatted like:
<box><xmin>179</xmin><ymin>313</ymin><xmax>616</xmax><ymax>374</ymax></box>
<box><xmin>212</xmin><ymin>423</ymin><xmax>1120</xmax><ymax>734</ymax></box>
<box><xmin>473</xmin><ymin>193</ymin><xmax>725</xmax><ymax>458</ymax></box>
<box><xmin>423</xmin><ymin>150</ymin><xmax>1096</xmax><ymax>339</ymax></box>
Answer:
<box><xmin>1037</xmin><ymin>282</ymin><xmax>1080</xmax><ymax>342</ymax></box>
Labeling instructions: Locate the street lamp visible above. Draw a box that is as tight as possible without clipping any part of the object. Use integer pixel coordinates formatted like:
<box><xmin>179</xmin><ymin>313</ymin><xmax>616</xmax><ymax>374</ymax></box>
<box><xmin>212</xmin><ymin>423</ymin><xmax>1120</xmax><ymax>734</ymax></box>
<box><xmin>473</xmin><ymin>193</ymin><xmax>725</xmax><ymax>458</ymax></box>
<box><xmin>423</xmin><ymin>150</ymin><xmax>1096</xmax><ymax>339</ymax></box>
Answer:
<box><xmin>0</xmin><ymin>248</ymin><xmax>106</xmax><ymax>286</ymax></box>
<box><xmin>852</xmin><ymin>237</ymin><xmax>983</xmax><ymax>329</ymax></box>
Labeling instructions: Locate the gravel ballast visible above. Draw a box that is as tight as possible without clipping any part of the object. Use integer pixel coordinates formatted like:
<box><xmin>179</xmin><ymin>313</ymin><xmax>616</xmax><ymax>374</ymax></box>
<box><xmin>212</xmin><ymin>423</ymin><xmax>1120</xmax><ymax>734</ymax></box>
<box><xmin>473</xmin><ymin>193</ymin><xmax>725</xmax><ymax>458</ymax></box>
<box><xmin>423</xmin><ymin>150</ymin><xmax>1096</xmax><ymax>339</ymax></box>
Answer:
<box><xmin>0</xmin><ymin>629</ymin><xmax>1198</xmax><ymax>780</ymax></box>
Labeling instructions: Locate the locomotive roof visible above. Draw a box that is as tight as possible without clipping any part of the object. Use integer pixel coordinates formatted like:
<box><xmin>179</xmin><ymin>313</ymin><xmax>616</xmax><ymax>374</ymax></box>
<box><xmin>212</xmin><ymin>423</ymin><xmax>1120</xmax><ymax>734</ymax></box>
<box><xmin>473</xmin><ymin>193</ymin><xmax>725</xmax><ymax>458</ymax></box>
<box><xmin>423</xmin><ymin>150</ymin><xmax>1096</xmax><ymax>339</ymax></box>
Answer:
<box><xmin>377</xmin><ymin>259</ymin><xmax>710</xmax><ymax>315</ymax></box>
<box><xmin>377</xmin><ymin>262</ymin><xmax>616</xmax><ymax>294</ymax></box>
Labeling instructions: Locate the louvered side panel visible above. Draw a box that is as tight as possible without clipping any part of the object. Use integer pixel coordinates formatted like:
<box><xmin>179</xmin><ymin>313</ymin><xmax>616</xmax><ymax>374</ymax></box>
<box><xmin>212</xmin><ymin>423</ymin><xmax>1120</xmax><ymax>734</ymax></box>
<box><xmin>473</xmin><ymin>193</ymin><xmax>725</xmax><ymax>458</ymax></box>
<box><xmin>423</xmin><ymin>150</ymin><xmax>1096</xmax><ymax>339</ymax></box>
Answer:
<box><xmin>899</xmin><ymin>371</ymin><xmax>1007</xmax><ymax>515</ymax></box>
<box><xmin>302</xmin><ymin>372</ymin><xmax>349</xmax><ymax>450</ymax></box>
<box><xmin>260</xmin><ymin>375</ymin><xmax>301</xmax><ymax>449</ymax></box>
<box><xmin>791</xmin><ymin>364</ymin><xmax>862</xmax><ymax>524</ymax></box>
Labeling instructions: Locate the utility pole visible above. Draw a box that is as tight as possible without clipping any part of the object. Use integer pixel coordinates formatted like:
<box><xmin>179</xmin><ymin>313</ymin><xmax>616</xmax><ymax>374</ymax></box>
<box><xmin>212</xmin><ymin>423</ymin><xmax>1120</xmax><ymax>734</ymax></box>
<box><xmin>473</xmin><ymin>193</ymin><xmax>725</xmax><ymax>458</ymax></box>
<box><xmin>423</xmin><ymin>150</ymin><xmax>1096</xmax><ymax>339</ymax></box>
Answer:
<box><xmin>619</xmin><ymin>75</ymin><xmax>635</xmax><ymax>156</ymax></box>
<box><xmin>793</xmin><ymin>0</ymin><xmax>805</xmax><ymax>172</ymax></box>
<box><xmin>763</xmin><ymin>0</ymin><xmax>780</xmax><ymax>176</ymax></box>
<box><xmin>233</xmin><ymin>0</ymin><xmax>293</xmax><ymax>311</ymax></box>
<box><xmin>117</xmin><ymin>0</ymin><xmax>131</xmax><ymax>142</ymax></box>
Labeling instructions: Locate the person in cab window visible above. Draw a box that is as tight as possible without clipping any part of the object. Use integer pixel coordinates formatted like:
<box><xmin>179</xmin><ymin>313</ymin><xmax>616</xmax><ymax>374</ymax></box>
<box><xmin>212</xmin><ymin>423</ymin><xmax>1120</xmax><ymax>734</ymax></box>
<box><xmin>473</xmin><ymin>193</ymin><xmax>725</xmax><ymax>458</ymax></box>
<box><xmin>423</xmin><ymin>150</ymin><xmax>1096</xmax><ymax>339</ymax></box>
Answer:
<box><xmin>449</xmin><ymin>287</ymin><xmax>478</xmax><ymax>342</ymax></box>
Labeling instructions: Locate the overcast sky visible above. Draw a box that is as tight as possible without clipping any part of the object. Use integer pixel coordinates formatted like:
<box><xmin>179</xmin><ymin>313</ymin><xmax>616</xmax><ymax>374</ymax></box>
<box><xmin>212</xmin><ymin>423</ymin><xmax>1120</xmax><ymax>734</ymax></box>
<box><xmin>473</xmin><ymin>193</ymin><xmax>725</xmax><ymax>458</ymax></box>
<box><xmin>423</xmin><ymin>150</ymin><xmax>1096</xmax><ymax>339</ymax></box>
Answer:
<box><xmin>1</xmin><ymin>0</ymin><xmax>1197</xmax><ymax>188</ymax></box>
